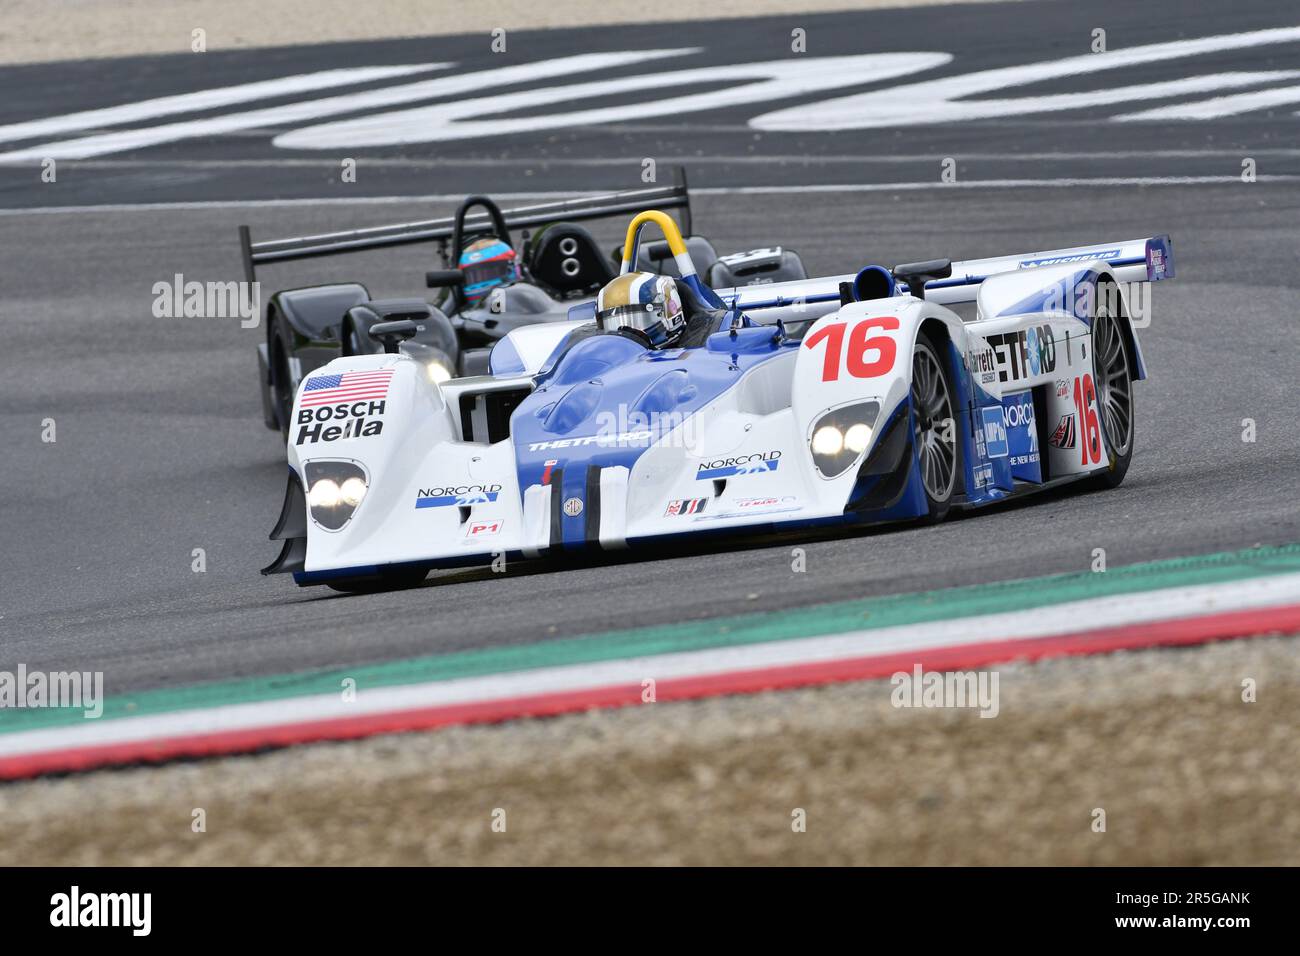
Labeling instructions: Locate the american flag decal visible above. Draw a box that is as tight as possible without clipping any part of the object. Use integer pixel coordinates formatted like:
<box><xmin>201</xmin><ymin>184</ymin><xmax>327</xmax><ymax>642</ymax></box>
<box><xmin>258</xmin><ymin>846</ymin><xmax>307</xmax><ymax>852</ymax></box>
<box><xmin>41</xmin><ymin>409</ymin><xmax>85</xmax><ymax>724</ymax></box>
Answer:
<box><xmin>301</xmin><ymin>368</ymin><xmax>395</xmax><ymax>407</ymax></box>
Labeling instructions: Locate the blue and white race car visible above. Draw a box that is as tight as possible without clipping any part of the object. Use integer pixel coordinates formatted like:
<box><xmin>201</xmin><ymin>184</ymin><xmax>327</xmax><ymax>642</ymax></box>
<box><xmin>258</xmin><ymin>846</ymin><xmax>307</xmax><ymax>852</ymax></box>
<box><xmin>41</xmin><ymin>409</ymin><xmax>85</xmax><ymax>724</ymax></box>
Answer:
<box><xmin>263</xmin><ymin>210</ymin><xmax>1174</xmax><ymax>591</ymax></box>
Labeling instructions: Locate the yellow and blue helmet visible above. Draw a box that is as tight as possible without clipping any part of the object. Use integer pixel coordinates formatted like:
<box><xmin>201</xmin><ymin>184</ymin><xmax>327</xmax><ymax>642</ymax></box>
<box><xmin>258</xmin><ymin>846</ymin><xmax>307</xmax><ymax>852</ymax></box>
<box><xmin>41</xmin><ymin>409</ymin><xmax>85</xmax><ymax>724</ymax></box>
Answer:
<box><xmin>458</xmin><ymin>236</ymin><xmax>518</xmax><ymax>302</ymax></box>
<box><xmin>595</xmin><ymin>271</ymin><xmax>685</xmax><ymax>348</ymax></box>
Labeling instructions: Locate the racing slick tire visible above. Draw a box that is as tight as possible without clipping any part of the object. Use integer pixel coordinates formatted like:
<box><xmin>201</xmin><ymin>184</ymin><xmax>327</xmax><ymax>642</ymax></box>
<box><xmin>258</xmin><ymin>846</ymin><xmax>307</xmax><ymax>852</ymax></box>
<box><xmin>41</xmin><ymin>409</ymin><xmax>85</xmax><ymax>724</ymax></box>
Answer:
<box><xmin>340</xmin><ymin>314</ymin><xmax>374</xmax><ymax>357</ymax></box>
<box><xmin>911</xmin><ymin>331</ymin><xmax>962</xmax><ymax>523</ymax></box>
<box><xmin>1082</xmin><ymin>282</ymin><xmax>1136</xmax><ymax>490</ymax></box>
<box><xmin>269</xmin><ymin>317</ymin><xmax>295</xmax><ymax>442</ymax></box>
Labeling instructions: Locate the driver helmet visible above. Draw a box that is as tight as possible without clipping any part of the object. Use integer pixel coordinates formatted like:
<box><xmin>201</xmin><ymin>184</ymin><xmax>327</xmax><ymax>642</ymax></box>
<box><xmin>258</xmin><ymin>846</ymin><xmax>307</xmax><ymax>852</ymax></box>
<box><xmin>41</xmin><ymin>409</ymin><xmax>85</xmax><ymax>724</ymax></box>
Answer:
<box><xmin>458</xmin><ymin>236</ymin><xmax>518</xmax><ymax>302</ymax></box>
<box><xmin>595</xmin><ymin>272</ymin><xmax>686</xmax><ymax>348</ymax></box>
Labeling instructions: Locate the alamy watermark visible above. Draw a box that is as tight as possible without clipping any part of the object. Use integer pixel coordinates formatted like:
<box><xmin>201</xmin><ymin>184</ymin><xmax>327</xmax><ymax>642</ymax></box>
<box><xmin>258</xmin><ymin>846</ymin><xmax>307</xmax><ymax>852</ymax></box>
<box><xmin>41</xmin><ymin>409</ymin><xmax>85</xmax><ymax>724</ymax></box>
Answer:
<box><xmin>152</xmin><ymin>274</ymin><xmax>260</xmax><ymax>328</ymax></box>
<box><xmin>50</xmin><ymin>886</ymin><xmax>150</xmax><ymax>936</ymax></box>
<box><xmin>891</xmin><ymin>665</ymin><xmax>1000</xmax><ymax>718</ymax></box>
<box><xmin>525</xmin><ymin>404</ymin><xmax>706</xmax><ymax>453</ymax></box>
<box><xmin>0</xmin><ymin>665</ymin><xmax>104</xmax><ymax>719</ymax></box>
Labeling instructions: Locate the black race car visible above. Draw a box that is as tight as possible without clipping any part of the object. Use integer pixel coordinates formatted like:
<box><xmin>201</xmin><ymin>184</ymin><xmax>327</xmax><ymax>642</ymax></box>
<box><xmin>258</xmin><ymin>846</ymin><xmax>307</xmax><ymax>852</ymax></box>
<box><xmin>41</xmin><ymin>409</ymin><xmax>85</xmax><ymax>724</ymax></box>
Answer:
<box><xmin>240</xmin><ymin>170</ymin><xmax>808</xmax><ymax>437</ymax></box>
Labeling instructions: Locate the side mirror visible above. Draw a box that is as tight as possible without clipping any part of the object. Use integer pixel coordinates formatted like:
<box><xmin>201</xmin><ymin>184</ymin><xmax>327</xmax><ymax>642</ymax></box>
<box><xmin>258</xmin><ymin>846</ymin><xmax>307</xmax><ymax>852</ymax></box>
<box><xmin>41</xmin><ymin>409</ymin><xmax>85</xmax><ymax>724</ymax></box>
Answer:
<box><xmin>426</xmin><ymin>269</ymin><xmax>466</xmax><ymax>289</ymax></box>
<box><xmin>892</xmin><ymin>258</ymin><xmax>952</xmax><ymax>300</ymax></box>
<box><xmin>369</xmin><ymin>319</ymin><xmax>419</xmax><ymax>354</ymax></box>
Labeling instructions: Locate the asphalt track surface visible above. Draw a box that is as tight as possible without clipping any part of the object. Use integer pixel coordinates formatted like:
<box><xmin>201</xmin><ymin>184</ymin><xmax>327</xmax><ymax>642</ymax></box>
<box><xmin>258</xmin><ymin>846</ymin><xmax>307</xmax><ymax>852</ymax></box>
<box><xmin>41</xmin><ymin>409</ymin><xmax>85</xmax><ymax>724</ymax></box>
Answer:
<box><xmin>1</xmin><ymin>0</ymin><xmax>1298</xmax><ymax>695</ymax></box>
<box><xmin>1</xmin><ymin>0</ymin><xmax>1299</xmax><ymax>204</ymax></box>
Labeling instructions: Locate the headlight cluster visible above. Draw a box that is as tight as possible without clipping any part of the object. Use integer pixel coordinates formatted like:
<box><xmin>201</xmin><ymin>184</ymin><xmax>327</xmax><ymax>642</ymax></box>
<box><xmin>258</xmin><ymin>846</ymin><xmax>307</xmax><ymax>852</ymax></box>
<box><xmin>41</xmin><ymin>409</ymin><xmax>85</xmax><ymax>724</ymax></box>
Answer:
<box><xmin>304</xmin><ymin>459</ymin><xmax>369</xmax><ymax>531</ymax></box>
<box><xmin>426</xmin><ymin>359</ymin><xmax>453</xmax><ymax>384</ymax></box>
<box><xmin>809</xmin><ymin>401</ymin><xmax>881</xmax><ymax>478</ymax></box>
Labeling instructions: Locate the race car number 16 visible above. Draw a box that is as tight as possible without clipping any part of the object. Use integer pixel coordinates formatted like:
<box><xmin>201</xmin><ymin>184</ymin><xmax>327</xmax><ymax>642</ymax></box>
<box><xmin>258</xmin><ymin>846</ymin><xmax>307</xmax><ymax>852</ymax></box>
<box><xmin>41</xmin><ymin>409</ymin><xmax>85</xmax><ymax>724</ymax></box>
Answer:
<box><xmin>803</xmin><ymin>316</ymin><xmax>899</xmax><ymax>382</ymax></box>
<box><xmin>1073</xmin><ymin>372</ymin><xmax>1103</xmax><ymax>465</ymax></box>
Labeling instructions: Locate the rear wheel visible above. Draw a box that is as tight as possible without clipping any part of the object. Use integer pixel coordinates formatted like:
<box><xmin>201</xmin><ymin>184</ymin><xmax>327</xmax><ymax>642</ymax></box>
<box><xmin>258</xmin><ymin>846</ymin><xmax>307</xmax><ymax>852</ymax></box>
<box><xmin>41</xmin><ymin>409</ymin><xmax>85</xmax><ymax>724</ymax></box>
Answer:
<box><xmin>911</xmin><ymin>333</ymin><xmax>960</xmax><ymax>521</ymax></box>
<box><xmin>1085</xmin><ymin>287</ymin><xmax>1135</xmax><ymax>489</ymax></box>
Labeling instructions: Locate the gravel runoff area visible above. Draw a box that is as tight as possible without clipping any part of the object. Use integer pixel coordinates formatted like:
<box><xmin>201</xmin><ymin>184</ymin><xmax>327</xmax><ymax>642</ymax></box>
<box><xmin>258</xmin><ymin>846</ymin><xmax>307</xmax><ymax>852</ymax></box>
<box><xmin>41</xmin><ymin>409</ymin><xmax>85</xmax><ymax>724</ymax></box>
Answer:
<box><xmin>0</xmin><ymin>0</ymin><xmax>1016</xmax><ymax>65</ymax></box>
<box><xmin>1</xmin><ymin>632</ymin><xmax>1296</xmax><ymax>866</ymax></box>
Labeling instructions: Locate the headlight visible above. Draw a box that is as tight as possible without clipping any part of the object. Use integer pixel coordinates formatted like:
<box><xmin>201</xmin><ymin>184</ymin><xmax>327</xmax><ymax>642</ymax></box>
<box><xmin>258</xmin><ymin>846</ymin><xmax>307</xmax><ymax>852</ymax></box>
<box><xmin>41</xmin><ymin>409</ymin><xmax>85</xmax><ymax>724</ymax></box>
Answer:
<box><xmin>307</xmin><ymin>478</ymin><xmax>341</xmax><ymax>509</ymax></box>
<box><xmin>426</xmin><ymin>360</ymin><xmax>452</xmax><ymax>384</ymax></box>
<box><xmin>809</xmin><ymin>401</ymin><xmax>880</xmax><ymax>478</ymax></box>
<box><xmin>304</xmin><ymin>460</ymin><xmax>368</xmax><ymax>531</ymax></box>
<box><xmin>339</xmin><ymin>476</ymin><xmax>367</xmax><ymax>507</ymax></box>
<box><xmin>812</xmin><ymin>426</ymin><xmax>844</xmax><ymax>455</ymax></box>
<box><xmin>844</xmin><ymin>423</ymin><xmax>873</xmax><ymax>455</ymax></box>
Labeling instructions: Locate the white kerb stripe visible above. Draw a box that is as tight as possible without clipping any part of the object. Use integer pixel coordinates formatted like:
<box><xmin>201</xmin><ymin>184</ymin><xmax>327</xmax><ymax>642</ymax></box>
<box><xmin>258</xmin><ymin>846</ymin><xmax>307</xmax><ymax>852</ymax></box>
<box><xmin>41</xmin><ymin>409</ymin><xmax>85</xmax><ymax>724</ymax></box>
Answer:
<box><xmin>2</xmin><ymin>572</ymin><xmax>1299</xmax><ymax>759</ymax></box>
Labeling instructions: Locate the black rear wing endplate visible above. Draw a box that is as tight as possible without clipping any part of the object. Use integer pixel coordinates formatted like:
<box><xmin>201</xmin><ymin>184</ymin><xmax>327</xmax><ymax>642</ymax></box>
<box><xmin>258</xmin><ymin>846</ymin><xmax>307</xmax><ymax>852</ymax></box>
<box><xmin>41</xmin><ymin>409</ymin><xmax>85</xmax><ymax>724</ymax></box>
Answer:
<box><xmin>238</xmin><ymin>167</ymin><xmax>692</xmax><ymax>283</ymax></box>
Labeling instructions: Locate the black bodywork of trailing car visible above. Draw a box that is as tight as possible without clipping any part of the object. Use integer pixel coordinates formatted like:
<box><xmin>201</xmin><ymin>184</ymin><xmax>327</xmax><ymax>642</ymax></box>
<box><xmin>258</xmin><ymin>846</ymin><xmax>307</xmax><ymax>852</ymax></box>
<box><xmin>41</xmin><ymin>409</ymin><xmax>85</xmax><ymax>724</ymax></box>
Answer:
<box><xmin>241</xmin><ymin>169</ymin><xmax>808</xmax><ymax>437</ymax></box>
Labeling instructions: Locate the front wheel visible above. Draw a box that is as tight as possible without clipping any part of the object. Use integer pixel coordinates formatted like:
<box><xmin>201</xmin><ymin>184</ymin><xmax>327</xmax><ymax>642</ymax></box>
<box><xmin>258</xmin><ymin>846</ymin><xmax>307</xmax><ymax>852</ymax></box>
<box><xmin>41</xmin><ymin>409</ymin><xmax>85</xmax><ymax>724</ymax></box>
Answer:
<box><xmin>911</xmin><ymin>332</ymin><xmax>961</xmax><ymax>521</ymax></box>
<box><xmin>271</xmin><ymin>331</ymin><xmax>294</xmax><ymax>442</ymax></box>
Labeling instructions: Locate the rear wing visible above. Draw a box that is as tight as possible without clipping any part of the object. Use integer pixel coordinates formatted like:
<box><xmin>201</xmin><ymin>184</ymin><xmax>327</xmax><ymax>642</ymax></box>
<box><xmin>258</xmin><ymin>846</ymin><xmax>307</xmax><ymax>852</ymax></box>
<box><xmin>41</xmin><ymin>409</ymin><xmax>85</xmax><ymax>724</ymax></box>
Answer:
<box><xmin>238</xmin><ymin>167</ymin><xmax>693</xmax><ymax>283</ymax></box>
<box><xmin>925</xmin><ymin>234</ymin><xmax>1174</xmax><ymax>304</ymax></box>
<box><xmin>721</xmin><ymin>235</ymin><xmax>1175</xmax><ymax>313</ymax></box>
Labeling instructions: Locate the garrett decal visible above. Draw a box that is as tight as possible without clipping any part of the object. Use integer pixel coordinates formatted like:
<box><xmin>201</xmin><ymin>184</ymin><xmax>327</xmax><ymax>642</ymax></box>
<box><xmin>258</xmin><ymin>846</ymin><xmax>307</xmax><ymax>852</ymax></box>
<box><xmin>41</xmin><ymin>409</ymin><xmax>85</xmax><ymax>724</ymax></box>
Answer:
<box><xmin>969</xmin><ymin>346</ymin><xmax>999</xmax><ymax>386</ymax></box>
<box><xmin>295</xmin><ymin>400</ymin><xmax>386</xmax><ymax>445</ymax></box>
<box><xmin>416</xmin><ymin>484</ymin><xmax>502</xmax><ymax>508</ymax></box>
<box><xmin>696</xmin><ymin>451</ymin><xmax>782</xmax><ymax>480</ymax></box>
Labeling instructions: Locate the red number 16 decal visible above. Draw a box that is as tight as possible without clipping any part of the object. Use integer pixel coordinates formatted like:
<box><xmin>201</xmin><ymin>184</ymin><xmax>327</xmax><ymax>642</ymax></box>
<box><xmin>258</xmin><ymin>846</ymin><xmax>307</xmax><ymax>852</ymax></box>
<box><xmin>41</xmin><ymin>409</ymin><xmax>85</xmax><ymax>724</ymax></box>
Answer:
<box><xmin>1073</xmin><ymin>373</ymin><xmax>1102</xmax><ymax>465</ymax></box>
<box><xmin>803</xmin><ymin>316</ymin><xmax>900</xmax><ymax>382</ymax></box>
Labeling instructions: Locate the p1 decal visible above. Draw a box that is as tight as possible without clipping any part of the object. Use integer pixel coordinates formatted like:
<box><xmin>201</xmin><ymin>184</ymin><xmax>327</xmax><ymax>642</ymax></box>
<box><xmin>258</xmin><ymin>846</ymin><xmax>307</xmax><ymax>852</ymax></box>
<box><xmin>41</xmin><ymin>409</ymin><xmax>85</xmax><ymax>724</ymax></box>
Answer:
<box><xmin>541</xmin><ymin>459</ymin><xmax>558</xmax><ymax>485</ymax></box>
<box><xmin>465</xmin><ymin>518</ymin><xmax>504</xmax><ymax>538</ymax></box>
<box><xmin>1072</xmin><ymin>374</ymin><xmax>1103</xmax><ymax>465</ymax></box>
<box><xmin>980</xmin><ymin>407</ymin><xmax>1009</xmax><ymax>459</ymax></box>
<box><xmin>803</xmin><ymin>316</ymin><xmax>899</xmax><ymax>382</ymax></box>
